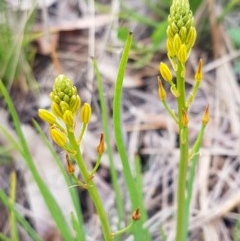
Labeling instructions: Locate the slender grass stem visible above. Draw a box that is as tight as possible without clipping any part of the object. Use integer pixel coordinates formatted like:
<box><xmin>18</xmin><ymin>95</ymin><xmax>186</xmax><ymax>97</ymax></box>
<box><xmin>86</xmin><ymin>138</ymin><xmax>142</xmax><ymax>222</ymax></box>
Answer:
<box><xmin>176</xmin><ymin>63</ymin><xmax>189</xmax><ymax>241</ymax></box>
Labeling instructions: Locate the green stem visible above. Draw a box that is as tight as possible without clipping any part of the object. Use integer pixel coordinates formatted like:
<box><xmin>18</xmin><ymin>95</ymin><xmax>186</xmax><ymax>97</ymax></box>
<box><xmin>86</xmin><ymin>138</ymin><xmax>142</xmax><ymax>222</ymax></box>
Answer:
<box><xmin>162</xmin><ymin>100</ymin><xmax>178</xmax><ymax>123</ymax></box>
<box><xmin>183</xmin><ymin>124</ymin><xmax>206</xmax><ymax>241</ymax></box>
<box><xmin>67</xmin><ymin>131</ymin><xmax>113</xmax><ymax>241</ymax></box>
<box><xmin>176</xmin><ymin>63</ymin><xmax>189</xmax><ymax>241</ymax></box>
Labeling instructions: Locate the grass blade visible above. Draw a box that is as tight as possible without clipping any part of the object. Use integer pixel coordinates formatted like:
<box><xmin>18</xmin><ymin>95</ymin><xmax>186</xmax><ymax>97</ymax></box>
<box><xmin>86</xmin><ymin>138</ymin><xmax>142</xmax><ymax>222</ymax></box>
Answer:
<box><xmin>92</xmin><ymin>57</ymin><xmax>124</xmax><ymax>232</ymax></box>
<box><xmin>112</xmin><ymin>32</ymin><xmax>150</xmax><ymax>240</ymax></box>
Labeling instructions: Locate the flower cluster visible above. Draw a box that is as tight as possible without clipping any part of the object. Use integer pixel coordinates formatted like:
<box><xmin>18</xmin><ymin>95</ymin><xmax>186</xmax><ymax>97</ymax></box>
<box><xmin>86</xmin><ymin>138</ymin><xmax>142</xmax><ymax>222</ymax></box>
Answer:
<box><xmin>166</xmin><ymin>0</ymin><xmax>197</xmax><ymax>68</ymax></box>
<box><xmin>38</xmin><ymin>74</ymin><xmax>91</xmax><ymax>149</ymax></box>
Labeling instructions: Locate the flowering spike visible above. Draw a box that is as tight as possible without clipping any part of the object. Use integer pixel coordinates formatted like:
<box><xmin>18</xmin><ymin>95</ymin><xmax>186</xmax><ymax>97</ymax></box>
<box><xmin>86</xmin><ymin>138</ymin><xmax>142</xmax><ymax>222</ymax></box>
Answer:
<box><xmin>97</xmin><ymin>133</ymin><xmax>105</xmax><ymax>154</ymax></box>
<box><xmin>50</xmin><ymin>127</ymin><xmax>67</xmax><ymax>147</ymax></box>
<box><xmin>194</xmin><ymin>59</ymin><xmax>203</xmax><ymax>82</ymax></box>
<box><xmin>38</xmin><ymin>109</ymin><xmax>56</xmax><ymax>125</ymax></box>
<box><xmin>167</xmin><ymin>0</ymin><xmax>196</xmax><ymax>65</ymax></box>
<box><xmin>159</xmin><ymin>62</ymin><xmax>172</xmax><ymax>82</ymax></box>
<box><xmin>158</xmin><ymin>77</ymin><xmax>166</xmax><ymax>100</ymax></box>
<box><xmin>80</xmin><ymin>103</ymin><xmax>92</xmax><ymax>124</ymax></box>
<box><xmin>202</xmin><ymin>105</ymin><xmax>210</xmax><ymax>125</ymax></box>
<box><xmin>50</xmin><ymin>75</ymin><xmax>81</xmax><ymax>119</ymax></box>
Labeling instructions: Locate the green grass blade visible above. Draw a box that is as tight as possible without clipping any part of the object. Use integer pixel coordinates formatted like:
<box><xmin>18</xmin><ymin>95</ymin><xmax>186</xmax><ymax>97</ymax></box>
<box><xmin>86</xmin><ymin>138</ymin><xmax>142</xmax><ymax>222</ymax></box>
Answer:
<box><xmin>33</xmin><ymin>120</ymin><xmax>86</xmax><ymax>241</ymax></box>
<box><xmin>0</xmin><ymin>80</ymin><xmax>74</xmax><ymax>241</ymax></box>
<box><xmin>0</xmin><ymin>190</ymin><xmax>42</xmax><ymax>241</ymax></box>
<box><xmin>0</xmin><ymin>233</ymin><xmax>13</xmax><ymax>241</ymax></box>
<box><xmin>112</xmin><ymin>32</ymin><xmax>150</xmax><ymax>240</ymax></box>
<box><xmin>92</xmin><ymin>57</ymin><xmax>124</xmax><ymax>231</ymax></box>
<box><xmin>0</xmin><ymin>125</ymin><xmax>24</xmax><ymax>156</ymax></box>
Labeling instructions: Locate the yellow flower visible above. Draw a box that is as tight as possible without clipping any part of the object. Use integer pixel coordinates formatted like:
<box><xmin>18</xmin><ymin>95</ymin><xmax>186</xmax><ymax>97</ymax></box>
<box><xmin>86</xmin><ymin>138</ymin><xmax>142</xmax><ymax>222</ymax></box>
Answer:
<box><xmin>194</xmin><ymin>59</ymin><xmax>203</xmax><ymax>82</ymax></box>
<box><xmin>159</xmin><ymin>62</ymin><xmax>172</xmax><ymax>82</ymax></box>
<box><xmin>177</xmin><ymin>44</ymin><xmax>188</xmax><ymax>64</ymax></box>
<box><xmin>38</xmin><ymin>109</ymin><xmax>56</xmax><ymax>125</ymax></box>
<box><xmin>157</xmin><ymin>77</ymin><xmax>166</xmax><ymax>100</ymax></box>
<box><xmin>202</xmin><ymin>105</ymin><xmax>210</xmax><ymax>125</ymax></box>
<box><xmin>50</xmin><ymin>127</ymin><xmax>67</xmax><ymax>147</ymax></box>
<box><xmin>63</xmin><ymin>110</ymin><xmax>74</xmax><ymax>127</ymax></box>
<box><xmin>80</xmin><ymin>103</ymin><xmax>92</xmax><ymax>124</ymax></box>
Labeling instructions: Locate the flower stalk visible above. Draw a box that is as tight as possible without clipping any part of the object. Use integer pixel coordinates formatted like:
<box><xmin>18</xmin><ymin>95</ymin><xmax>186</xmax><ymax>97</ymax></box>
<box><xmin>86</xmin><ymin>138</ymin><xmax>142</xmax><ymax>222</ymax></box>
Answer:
<box><xmin>39</xmin><ymin>75</ymin><xmax>113</xmax><ymax>241</ymax></box>
<box><xmin>158</xmin><ymin>1</ymin><xmax>209</xmax><ymax>240</ymax></box>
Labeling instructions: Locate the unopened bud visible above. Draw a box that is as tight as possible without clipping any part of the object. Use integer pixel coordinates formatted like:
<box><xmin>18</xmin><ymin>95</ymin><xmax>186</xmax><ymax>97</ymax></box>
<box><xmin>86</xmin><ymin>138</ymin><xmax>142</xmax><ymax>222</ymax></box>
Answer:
<box><xmin>194</xmin><ymin>59</ymin><xmax>203</xmax><ymax>82</ymax></box>
<box><xmin>202</xmin><ymin>105</ymin><xmax>210</xmax><ymax>125</ymax></box>
<box><xmin>177</xmin><ymin>44</ymin><xmax>188</xmax><ymax>64</ymax></box>
<box><xmin>80</xmin><ymin>103</ymin><xmax>92</xmax><ymax>124</ymax></box>
<box><xmin>186</xmin><ymin>26</ymin><xmax>197</xmax><ymax>49</ymax></box>
<box><xmin>38</xmin><ymin>109</ymin><xmax>56</xmax><ymax>125</ymax></box>
<box><xmin>159</xmin><ymin>62</ymin><xmax>172</xmax><ymax>82</ymax></box>
<box><xmin>158</xmin><ymin>77</ymin><xmax>166</xmax><ymax>100</ymax></box>
<box><xmin>97</xmin><ymin>133</ymin><xmax>105</xmax><ymax>154</ymax></box>
<box><xmin>63</xmin><ymin>110</ymin><xmax>74</xmax><ymax>127</ymax></box>
<box><xmin>51</xmin><ymin>102</ymin><xmax>63</xmax><ymax>118</ymax></box>
<box><xmin>166</xmin><ymin>39</ymin><xmax>175</xmax><ymax>57</ymax></box>
<box><xmin>50</xmin><ymin>127</ymin><xmax>67</xmax><ymax>147</ymax></box>
<box><xmin>173</xmin><ymin>34</ymin><xmax>182</xmax><ymax>54</ymax></box>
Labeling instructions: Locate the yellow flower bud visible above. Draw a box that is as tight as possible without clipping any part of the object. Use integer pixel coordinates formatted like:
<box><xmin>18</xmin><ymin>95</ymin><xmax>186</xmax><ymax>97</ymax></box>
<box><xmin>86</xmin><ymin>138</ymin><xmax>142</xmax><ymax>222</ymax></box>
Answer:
<box><xmin>173</xmin><ymin>34</ymin><xmax>182</xmax><ymax>54</ymax></box>
<box><xmin>80</xmin><ymin>103</ymin><xmax>92</xmax><ymax>124</ymax></box>
<box><xmin>177</xmin><ymin>44</ymin><xmax>188</xmax><ymax>64</ymax></box>
<box><xmin>179</xmin><ymin>26</ymin><xmax>187</xmax><ymax>42</ymax></box>
<box><xmin>97</xmin><ymin>133</ymin><xmax>105</xmax><ymax>154</ymax></box>
<box><xmin>51</xmin><ymin>102</ymin><xmax>63</xmax><ymax>118</ymax></box>
<box><xmin>50</xmin><ymin>127</ymin><xmax>67</xmax><ymax>147</ymax></box>
<box><xmin>70</xmin><ymin>95</ymin><xmax>81</xmax><ymax>113</ymax></box>
<box><xmin>159</xmin><ymin>62</ymin><xmax>172</xmax><ymax>82</ymax></box>
<box><xmin>194</xmin><ymin>59</ymin><xmax>203</xmax><ymax>82</ymax></box>
<box><xmin>202</xmin><ymin>105</ymin><xmax>210</xmax><ymax>125</ymax></box>
<box><xmin>166</xmin><ymin>39</ymin><xmax>175</xmax><ymax>57</ymax></box>
<box><xmin>186</xmin><ymin>26</ymin><xmax>197</xmax><ymax>49</ymax></box>
<box><xmin>157</xmin><ymin>77</ymin><xmax>166</xmax><ymax>100</ymax></box>
<box><xmin>38</xmin><ymin>109</ymin><xmax>56</xmax><ymax>125</ymax></box>
<box><xmin>63</xmin><ymin>110</ymin><xmax>74</xmax><ymax>126</ymax></box>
